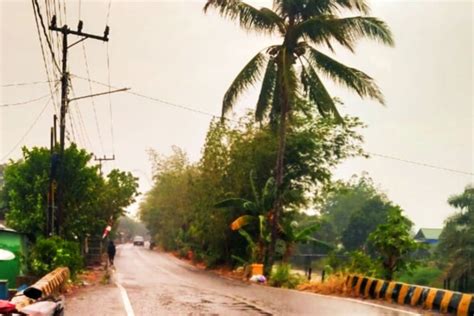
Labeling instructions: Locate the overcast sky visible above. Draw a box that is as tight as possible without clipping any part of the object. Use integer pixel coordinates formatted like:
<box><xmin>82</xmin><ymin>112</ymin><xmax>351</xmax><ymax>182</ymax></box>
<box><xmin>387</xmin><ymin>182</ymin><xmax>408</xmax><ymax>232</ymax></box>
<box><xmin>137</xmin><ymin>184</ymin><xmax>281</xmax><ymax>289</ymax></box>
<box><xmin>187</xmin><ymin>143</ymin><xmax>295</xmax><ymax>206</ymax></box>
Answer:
<box><xmin>1</xmin><ymin>0</ymin><xmax>472</xmax><ymax>229</ymax></box>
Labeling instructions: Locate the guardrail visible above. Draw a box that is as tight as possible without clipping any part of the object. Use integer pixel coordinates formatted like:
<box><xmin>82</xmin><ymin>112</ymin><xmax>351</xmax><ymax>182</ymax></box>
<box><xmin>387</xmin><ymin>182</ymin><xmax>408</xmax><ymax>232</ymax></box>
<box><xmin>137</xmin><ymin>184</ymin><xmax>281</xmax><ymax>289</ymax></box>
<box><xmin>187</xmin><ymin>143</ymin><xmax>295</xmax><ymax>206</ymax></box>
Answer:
<box><xmin>346</xmin><ymin>275</ymin><xmax>473</xmax><ymax>315</ymax></box>
<box><xmin>10</xmin><ymin>267</ymin><xmax>70</xmax><ymax>310</ymax></box>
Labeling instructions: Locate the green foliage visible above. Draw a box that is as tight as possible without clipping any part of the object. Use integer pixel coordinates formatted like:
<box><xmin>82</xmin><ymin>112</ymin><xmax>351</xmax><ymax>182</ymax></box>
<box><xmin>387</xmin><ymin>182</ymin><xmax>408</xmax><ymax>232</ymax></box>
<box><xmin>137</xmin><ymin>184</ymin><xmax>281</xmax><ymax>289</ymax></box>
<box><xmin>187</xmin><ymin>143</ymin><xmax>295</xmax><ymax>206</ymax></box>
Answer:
<box><xmin>315</xmin><ymin>174</ymin><xmax>394</xmax><ymax>252</ymax></box>
<box><xmin>29</xmin><ymin>236</ymin><xmax>82</xmax><ymax>278</ymax></box>
<box><xmin>3</xmin><ymin>145</ymin><xmax>139</xmax><ymax>241</ymax></box>
<box><xmin>269</xmin><ymin>263</ymin><xmax>304</xmax><ymax>289</ymax></box>
<box><xmin>397</xmin><ymin>264</ymin><xmax>443</xmax><ymax>288</ymax></box>
<box><xmin>345</xmin><ymin>250</ymin><xmax>381</xmax><ymax>277</ymax></box>
<box><xmin>205</xmin><ymin>0</ymin><xmax>392</xmax><ymax>276</ymax></box>
<box><xmin>436</xmin><ymin>185</ymin><xmax>474</xmax><ymax>292</ymax></box>
<box><xmin>204</xmin><ymin>0</ymin><xmax>393</xmax><ymax>123</ymax></box>
<box><xmin>369</xmin><ymin>208</ymin><xmax>420</xmax><ymax>280</ymax></box>
<box><xmin>139</xmin><ymin>113</ymin><xmax>365</xmax><ymax>269</ymax></box>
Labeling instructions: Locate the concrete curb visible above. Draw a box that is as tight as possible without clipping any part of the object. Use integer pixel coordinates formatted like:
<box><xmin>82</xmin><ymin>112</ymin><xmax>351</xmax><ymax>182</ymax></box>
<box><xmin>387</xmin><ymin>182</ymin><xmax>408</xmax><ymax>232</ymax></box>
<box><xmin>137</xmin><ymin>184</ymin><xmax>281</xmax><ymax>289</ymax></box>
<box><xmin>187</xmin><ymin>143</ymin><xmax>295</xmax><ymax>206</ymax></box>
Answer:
<box><xmin>346</xmin><ymin>275</ymin><xmax>473</xmax><ymax>315</ymax></box>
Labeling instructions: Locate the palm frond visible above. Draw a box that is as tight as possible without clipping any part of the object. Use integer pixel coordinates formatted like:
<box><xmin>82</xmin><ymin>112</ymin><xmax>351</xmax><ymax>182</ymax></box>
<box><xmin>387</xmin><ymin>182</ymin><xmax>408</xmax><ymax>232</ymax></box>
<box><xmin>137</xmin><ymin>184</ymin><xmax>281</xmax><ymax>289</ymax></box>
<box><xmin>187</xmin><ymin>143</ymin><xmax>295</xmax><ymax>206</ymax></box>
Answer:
<box><xmin>255</xmin><ymin>58</ymin><xmax>277</xmax><ymax>122</ymax></box>
<box><xmin>295</xmin><ymin>15</ymin><xmax>394</xmax><ymax>52</ymax></box>
<box><xmin>222</xmin><ymin>51</ymin><xmax>268</xmax><ymax>117</ymax></box>
<box><xmin>273</xmin><ymin>0</ymin><xmax>369</xmax><ymax>20</ymax></box>
<box><xmin>300</xmin><ymin>59</ymin><xmax>343</xmax><ymax>123</ymax></box>
<box><xmin>204</xmin><ymin>0</ymin><xmax>284</xmax><ymax>34</ymax></box>
<box><xmin>294</xmin><ymin>222</ymin><xmax>320</xmax><ymax>241</ymax></box>
<box><xmin>214</xmin><ymin>198</ymin><xmax>255</xmax><ymax>211</ymax></box>
<box><xmin>307</xmin><ymin>46</ymin><xmax>384</xmax><ymax>104</ymax></box>
<box><xmin>334</xmin><ymin>0</ymin><xmax>370</xmax><ymax>14</ymax></box>
<box><xmin>305</xmin><ymin>237</ymin><xmax>335</xmax><ymax>249</ymax></box>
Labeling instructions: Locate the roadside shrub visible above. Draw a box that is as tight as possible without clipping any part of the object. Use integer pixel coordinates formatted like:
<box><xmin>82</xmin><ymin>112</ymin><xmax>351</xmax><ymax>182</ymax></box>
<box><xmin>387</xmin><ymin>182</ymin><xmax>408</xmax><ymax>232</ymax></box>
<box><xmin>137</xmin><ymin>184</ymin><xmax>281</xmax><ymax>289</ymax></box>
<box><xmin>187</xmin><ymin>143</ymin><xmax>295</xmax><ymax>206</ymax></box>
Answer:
<box><xmin>344</xmin><ymin>250</ymin><xmax>381</xmax><ymax>277</ymax></box>
<box><xmin>29</xmin><ymin>236</ymin><xmax>83</xmax><ymax>278</ymax></box>
<box><xmin>397</xmin><ymin>265</ymin><xmax>443</xmax><ymax>288</ymax></box>
<box><xmin>270</xmin><ymin>263</ymin><xmax>304</xmax><ymax>289</ymax></box>
<box><xmin>298</xmin><ymin>274</ymin><xmax>348</xmax><ymax>295</ymax></box>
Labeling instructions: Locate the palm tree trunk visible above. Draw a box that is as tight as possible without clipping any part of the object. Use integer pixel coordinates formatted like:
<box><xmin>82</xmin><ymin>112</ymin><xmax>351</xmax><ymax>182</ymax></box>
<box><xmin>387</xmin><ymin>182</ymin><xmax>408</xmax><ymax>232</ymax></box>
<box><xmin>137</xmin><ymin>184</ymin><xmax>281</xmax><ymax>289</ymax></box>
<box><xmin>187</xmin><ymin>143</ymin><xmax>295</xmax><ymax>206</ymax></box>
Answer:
<box><xmin>265</xmin><ymin>53</ymin><xmax>290</xmax><ymax>276</ymax></box>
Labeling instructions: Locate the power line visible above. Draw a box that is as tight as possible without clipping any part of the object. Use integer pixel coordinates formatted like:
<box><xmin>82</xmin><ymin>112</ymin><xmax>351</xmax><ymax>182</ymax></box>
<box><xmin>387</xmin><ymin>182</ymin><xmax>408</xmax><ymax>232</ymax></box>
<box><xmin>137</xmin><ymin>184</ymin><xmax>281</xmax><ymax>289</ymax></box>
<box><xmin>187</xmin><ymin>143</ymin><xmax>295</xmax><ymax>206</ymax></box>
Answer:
<box><xmin>31</xmin><ymin>0</ymin><xmax>60</xmax><ymax>115</ymax></box>
<box><xmin>70</xmin><ymin>74</ymin><xmax>474</xmax><ymax>177</ymax></box>
<box><xmin>368</xmin><ymin>152</ymin><xmax>474</xmax><ymax>176</ymax></box>
<box><xmin>81</xmin><ymin>43</ymin><xmax>105</xmax><ymax>154</ymax></box>
<box><xmin>32</xmin><ymin>0</ymin><xmax>61</xmax><ymax>72</ymax></box>
<box><xmin>106</xmin><ymin>0</ymin><xmax>112</xmax><ymax>25</ymax></box>
<box><xmin>1</xmin><ymin>88</ymin><xmax>57</xmax><ymax>162</ymax></box>
<box><xmin>1</xmin><ymin>92</ymin><xmax>52</xmax><ymax>107</ymax></box>
<box><xmin>70</xmin><ymin>74</ymin><xmax>224</xmax><ymax>120</ymax></box>
<box><xmin>106</xmin><ymin>43</ymin><xmax>115</xmax><ymax>155</ymax></box>
<box><xmin>1</xmin><ymin>80</ymin><xmax>58</xmax><ymax>88</ymax></box>
<box><xmin>68</xmin><ymin>81</ymin><xmax>94</xmax><ymax>152</ymax></box>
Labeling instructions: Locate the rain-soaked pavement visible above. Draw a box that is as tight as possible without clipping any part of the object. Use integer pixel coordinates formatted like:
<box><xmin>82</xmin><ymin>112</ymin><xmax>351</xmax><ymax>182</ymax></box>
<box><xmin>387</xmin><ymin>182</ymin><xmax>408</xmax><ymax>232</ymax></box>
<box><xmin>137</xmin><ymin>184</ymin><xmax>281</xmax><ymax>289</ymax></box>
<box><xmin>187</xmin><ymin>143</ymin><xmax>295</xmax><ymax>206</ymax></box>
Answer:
<box><xmin>66</xmin><ymin>244</ymin><xmax>424</xmax><ymax>315</ymax></box>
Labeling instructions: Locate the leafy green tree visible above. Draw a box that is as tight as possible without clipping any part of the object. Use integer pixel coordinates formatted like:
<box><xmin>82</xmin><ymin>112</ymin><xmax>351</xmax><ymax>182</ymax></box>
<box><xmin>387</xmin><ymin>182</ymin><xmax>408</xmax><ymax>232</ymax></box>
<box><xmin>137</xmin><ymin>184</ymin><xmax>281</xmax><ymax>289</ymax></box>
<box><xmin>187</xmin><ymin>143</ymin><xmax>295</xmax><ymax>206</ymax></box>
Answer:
<box><xmin>436</xmin><ymin>185</ymin><xmax>473</xmax><ymax>292</ymax></box>
<box><xmin>315</xmin><ymin>174</ymin><xmax>393</xmax><ymax>251</ymax></box>
<box><xmin>341</xmin><ymin>198</ymin><xmax>393</xmax><ymax>251</ymax></box>
<box><xmin>368</xmin><ymin>207</ymin><xmax>420</xmax><ymax>280</ymax></box>
<box><xmin>204</xmin><ymin>0</ymin><xmax>393</xmax><ymax>270</ymax></box>
<box><xmin>3</xmin><ymin>145</ymin><xmax>139</xmax><ymax>241</ymax></box>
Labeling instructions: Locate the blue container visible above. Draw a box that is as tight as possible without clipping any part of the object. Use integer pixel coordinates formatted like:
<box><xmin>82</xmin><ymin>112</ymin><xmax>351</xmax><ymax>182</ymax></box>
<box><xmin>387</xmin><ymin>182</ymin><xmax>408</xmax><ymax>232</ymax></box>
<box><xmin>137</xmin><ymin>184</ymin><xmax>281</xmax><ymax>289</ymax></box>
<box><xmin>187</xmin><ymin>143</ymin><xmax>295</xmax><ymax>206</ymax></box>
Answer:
<box><xmin>0</xmin><ymin>280</ymin><xmax>8</xmax><ymax>300</ymax></box>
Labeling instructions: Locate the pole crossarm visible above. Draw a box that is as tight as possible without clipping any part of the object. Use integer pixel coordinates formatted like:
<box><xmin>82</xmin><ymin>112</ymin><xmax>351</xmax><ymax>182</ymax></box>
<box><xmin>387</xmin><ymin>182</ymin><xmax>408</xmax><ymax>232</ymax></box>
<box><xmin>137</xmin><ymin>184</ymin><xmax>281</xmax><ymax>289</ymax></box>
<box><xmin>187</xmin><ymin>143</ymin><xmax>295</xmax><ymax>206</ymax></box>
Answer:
<box><xmin>69</xmin><ymin>88</ymin><xmax>129</xmax><ymax>102</ymax></box>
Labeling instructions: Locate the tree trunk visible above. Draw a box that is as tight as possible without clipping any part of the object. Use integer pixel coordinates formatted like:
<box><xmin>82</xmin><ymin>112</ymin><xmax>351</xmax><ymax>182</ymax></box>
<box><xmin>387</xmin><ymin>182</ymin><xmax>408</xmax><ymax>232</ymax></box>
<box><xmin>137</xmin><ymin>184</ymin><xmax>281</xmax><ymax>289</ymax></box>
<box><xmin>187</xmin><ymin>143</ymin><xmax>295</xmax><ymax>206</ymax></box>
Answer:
<box><xmin>265</xmin><ymin>52</ymin><xmax>290</xmax><ymax>277</ymax></box>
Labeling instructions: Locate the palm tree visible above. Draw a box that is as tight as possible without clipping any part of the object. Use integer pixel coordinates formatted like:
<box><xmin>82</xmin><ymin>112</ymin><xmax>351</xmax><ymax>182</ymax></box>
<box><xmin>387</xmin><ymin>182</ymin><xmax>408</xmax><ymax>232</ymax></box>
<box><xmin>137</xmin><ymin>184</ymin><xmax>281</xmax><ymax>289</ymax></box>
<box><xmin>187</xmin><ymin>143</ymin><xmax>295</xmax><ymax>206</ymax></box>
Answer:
<box><xmin>204</xmin><ymin>0</ymin><xmax>394</xmax><ymax>273</ymax></box>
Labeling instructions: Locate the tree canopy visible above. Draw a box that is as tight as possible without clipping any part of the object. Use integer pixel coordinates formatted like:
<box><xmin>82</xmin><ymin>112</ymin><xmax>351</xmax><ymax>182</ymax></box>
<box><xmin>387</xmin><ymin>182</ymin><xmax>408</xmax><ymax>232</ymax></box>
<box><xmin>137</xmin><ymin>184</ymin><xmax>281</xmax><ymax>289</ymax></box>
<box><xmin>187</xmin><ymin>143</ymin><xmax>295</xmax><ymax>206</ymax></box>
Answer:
<box><xmin>2</xmin><ymin>144</ymin><xmax>139</xmax><ymax>241</ymax></box>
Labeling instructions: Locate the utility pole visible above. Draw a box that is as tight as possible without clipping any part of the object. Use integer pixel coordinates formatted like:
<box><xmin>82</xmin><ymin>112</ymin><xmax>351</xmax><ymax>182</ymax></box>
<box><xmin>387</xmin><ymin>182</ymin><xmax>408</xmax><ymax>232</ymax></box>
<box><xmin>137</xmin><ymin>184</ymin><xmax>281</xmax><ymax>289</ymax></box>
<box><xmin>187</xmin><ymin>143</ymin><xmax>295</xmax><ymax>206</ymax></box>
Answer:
<box><xmin>49</xmin><ymin>15</ymin><xmax>110</xmax><ymax>235</ymax></box>
<box><xmin>46</xmin><ymin>115</ymin><xmax>58</xmax><ymax>236</ymax></box>
<box><xmin>95</xmin><ymin>155</ymin><xmax>115</xmax><ymax>176</ymax></box>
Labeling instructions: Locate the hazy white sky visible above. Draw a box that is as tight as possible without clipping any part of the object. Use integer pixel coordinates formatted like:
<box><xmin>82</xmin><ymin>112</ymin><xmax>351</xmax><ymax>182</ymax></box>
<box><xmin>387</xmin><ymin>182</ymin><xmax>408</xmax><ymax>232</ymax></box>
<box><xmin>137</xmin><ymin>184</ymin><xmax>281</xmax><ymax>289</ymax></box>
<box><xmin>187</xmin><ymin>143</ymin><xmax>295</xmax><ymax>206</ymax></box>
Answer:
<box><xmin>1</xmin><ymin>0</ymin><xmax>472</xmax><ymax>229</ymax></box>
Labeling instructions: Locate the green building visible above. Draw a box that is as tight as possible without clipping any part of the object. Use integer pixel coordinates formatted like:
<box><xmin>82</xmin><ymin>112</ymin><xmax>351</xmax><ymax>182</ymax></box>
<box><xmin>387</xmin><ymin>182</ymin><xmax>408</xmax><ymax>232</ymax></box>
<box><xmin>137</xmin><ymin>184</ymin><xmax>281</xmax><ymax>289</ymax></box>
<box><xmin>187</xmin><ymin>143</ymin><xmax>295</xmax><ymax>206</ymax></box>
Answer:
<box><xmin>0</xmin><ymin>225</ymin><xmax>27</xmax><ymax>289</ymax></box>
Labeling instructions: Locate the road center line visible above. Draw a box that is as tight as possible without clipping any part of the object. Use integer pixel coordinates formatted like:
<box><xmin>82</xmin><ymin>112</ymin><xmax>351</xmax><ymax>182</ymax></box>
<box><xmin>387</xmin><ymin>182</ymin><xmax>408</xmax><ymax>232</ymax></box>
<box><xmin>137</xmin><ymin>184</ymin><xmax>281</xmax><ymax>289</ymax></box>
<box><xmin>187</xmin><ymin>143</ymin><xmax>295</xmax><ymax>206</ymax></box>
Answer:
<box><xmin>116</xmin><ymin>281</ymin><xmax>135</xmax><ymax>316</ymax></box>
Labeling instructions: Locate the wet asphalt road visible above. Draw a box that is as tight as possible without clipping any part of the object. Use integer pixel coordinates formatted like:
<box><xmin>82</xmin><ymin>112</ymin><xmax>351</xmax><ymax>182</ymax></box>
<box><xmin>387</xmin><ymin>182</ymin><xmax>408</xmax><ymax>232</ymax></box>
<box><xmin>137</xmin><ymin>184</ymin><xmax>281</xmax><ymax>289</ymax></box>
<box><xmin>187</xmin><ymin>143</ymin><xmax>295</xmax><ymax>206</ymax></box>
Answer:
<box><xmin>68</xmin><ymin>244</ymin><xmax>423</xmax><ymax>315</ymax></box>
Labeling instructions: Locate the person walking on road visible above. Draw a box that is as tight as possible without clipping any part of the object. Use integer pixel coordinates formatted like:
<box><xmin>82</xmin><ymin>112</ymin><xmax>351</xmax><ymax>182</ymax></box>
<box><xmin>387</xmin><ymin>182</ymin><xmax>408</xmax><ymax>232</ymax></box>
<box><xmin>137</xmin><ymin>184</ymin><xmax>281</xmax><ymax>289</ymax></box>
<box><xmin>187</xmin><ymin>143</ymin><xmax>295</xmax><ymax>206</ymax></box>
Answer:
<box><xmin>107</xmin><ymin>240</ymin><xmax>116</xmax><ymax>266</ymax></box>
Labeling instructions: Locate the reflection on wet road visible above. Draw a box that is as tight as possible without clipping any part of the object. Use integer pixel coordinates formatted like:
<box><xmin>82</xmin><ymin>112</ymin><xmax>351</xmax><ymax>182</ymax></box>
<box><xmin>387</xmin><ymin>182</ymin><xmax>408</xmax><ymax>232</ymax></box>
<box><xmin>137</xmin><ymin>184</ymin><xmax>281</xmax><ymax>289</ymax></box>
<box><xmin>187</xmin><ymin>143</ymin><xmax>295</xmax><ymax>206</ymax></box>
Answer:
<box><xmin>114</xmin><ymin>244</ymin><xmax>420</xmax><ymax>315</ymax></box>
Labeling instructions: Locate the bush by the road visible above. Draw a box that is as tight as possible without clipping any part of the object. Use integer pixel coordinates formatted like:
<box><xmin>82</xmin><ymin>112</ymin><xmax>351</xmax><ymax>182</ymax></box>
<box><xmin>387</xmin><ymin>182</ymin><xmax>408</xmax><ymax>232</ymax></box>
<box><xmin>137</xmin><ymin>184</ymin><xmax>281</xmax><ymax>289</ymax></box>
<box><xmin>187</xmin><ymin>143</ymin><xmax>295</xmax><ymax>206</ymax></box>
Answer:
<box><xmin>29</xmin><ymin>236</ymin><xmax>83</xmax><ymax>278</ymax></box>
<box><xmin>397</xmin><ymin>265</ymin><xmax>443</xmax><ymax>288</ymax></box>
<box><xmin>269</xmin><ymin>263</ymin><xmax>304</xmax><ymax>289</ymax></box>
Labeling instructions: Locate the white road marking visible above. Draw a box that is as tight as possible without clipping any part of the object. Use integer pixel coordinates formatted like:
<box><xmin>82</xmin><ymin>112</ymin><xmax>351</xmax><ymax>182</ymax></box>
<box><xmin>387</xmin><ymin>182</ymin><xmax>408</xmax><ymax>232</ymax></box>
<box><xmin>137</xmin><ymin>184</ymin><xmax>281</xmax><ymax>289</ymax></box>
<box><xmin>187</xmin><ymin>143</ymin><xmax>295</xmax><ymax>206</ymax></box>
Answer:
<box><xmin>116</xmin><ymin>281</ymin><xmax>135</xmax><ymax>316</ymax></box>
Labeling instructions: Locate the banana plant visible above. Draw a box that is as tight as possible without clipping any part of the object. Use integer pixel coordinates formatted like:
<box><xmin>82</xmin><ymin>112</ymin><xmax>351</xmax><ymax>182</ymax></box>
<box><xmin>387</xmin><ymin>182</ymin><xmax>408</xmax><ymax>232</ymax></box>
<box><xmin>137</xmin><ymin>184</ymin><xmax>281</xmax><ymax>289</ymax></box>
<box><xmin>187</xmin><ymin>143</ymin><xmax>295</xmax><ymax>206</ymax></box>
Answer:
<box><xmin>215</xmin><ymin>172</ymin><xmax>276</xmax><ymax>263</ymax></box>
<box><xmin>279</xmin><ymin>217</ymin><xmax>334</xmax><ymax>262</ymax></box>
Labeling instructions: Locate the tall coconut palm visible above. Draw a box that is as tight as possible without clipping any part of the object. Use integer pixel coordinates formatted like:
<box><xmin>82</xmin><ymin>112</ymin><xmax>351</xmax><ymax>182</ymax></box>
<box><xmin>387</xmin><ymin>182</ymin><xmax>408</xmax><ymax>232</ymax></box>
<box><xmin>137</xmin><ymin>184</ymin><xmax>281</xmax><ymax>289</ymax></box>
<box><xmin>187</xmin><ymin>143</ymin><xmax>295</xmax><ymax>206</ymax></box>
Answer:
<box><xmin>204</xmin><ymin>0</ymin><xmax>394</xmax><ymax>274</ymax></box>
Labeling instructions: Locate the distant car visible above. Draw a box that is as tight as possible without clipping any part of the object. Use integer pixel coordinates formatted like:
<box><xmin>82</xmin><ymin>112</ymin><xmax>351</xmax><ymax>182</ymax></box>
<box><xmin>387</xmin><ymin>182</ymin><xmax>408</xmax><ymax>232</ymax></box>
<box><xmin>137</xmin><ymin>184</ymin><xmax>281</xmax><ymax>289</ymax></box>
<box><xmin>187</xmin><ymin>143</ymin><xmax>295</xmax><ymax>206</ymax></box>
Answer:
<box><xmin>133</xmin><ymin>236</ymin><xmax>144</xmax><ymax>246</ymax></box>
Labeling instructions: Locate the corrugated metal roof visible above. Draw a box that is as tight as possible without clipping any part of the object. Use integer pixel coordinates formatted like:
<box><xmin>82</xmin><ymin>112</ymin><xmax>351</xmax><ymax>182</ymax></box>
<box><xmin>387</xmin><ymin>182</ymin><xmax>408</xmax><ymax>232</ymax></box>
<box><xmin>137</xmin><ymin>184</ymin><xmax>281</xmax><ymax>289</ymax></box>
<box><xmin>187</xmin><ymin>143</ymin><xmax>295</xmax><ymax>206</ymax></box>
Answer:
<box><xmin>418</xmin><ymin>228</ymin><xmax>442</xmax><ymax>240</ymax></box>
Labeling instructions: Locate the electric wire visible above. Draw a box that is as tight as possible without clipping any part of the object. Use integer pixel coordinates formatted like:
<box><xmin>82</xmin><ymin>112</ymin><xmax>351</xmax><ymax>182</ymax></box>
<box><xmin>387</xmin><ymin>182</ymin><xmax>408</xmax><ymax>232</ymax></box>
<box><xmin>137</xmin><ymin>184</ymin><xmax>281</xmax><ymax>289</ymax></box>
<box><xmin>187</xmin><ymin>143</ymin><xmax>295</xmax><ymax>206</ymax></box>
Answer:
<box><xmin>68</xmin><ymin>81</ymin><xmax>94</xmax><ymax>151</ymax></box>
<box><xmin>1</xmin><ymin>92</ymin><xmax>53</xmax><ymax>107</ymax></box>
<box><xmin>1</xmin><ymin>87</ymin><xmax>58</xmax><ymax>162</ymax></box>
<box><xmin>31</xmin><ymin>0</ymin><xmax>60</xmax><ymax>115</ymax></box>
<box><xmin>32</xmin><ymin>0</ymin><xmax>61</xmax><ymax>72</ymax></box>
<box><xmin>106</xmin><ymin>42</ymin><xmax>115</xmax><ymax>155</ymax></box>
<box><xmin>106</xmin><ymin>0</ymin><xmax>112</xmax><ymax>25</ymax></box>
<box><xmin>81</xmin><ymin>43</ymin><xmax>105</xmax><ymax>154</ymax></box>
<box><xmin>1</xmin><ymin>80</ymin><xmax>59</xmax><ymax>88</ymax></box>
<box><xmin>367</xmin><ymin>152</ymin><xmax>474</xmax><ymax>176</ymax></box>
<box><xmin>70</xmin><ymin>74</ymin><xmax>474</xmax><ymax>177</ymax></box>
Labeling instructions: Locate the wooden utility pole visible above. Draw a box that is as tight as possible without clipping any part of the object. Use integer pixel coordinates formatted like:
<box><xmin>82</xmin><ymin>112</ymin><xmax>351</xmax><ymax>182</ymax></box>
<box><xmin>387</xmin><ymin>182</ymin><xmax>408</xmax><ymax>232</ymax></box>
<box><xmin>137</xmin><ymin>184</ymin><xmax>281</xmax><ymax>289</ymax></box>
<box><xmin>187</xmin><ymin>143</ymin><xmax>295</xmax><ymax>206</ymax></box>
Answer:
<box><xmin>95</xmin><ymin>155</ymin><xmax>115</xmax><ymax>176</ymax></box>
<box><xmin>49</xmin><ymin>15</ymin><xmax>110</xmax><ymax>235</ymax></box>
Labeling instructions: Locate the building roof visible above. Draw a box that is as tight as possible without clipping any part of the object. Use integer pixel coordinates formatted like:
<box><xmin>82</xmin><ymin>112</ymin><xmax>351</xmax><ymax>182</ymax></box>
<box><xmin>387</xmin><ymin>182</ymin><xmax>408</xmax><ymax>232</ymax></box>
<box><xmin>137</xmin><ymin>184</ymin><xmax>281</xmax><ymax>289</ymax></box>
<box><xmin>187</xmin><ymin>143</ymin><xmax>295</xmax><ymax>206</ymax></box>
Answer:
<box><xmin>416</xmin><ymin>228</ymin><xmax>442</xmax><ymax>240</ymax></box>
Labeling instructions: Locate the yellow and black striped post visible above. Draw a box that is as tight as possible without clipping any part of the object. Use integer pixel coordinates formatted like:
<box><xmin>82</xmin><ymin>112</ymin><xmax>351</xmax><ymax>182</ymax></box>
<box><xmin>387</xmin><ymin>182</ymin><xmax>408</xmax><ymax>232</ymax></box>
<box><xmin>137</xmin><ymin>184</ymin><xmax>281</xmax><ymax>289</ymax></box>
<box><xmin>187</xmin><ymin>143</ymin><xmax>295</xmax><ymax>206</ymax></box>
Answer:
<box><xmin>23</xmin><ymin>267</ymin><xmax>70</xmax><ymax>299</ymax></box>
<box><xmin>346</xmin><ymin>274</ymin><xmax>473</xmax><ymax>315</ymax></box>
